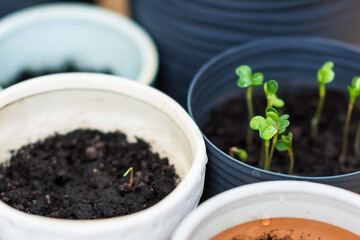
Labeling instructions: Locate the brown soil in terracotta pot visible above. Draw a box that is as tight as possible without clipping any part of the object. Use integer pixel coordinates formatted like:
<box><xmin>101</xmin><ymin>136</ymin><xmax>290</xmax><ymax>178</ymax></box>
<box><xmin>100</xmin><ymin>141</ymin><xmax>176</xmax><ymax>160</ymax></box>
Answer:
<box><xmin>204</xmin><ymin>88</ymin><xmax>360</xmax><ymax>176</ymax></box>
<box><xmin>0</xmin><ymin>129</ymin><xmax>178</xmax><ymax>219</ymax></box>
<box><xmin>211</xmin><ymin>217</ymin><xmax>360</xmax><ymax>240</ymax></box>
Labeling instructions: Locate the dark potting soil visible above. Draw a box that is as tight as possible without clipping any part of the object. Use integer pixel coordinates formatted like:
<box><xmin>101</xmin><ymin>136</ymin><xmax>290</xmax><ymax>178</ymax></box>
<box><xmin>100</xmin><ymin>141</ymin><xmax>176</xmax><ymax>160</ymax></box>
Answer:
<box><xmin>204</xmin><ymin>88</ymin><xmax>360</xmax><ymax>176</ymax></box>
<box><xmin>0</xmin><ymin>129</ymin><xmax>178</xmax><ymax>219</ymax></box>
<box><xmin>3</xmin><ymin>61</ymin><xmax>113</xmax><ymax>88</ymax></box>
<box><xmin>255</xmin><ymin>233</ymin><xmax>302</xmax><ymax>240</ymax></box>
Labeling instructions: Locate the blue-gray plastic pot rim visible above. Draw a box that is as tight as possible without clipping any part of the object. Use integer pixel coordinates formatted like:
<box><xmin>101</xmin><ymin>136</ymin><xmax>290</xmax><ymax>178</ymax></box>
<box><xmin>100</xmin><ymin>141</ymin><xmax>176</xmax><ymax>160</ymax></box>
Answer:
<box><xmin>187</xmin><ymin>35</ymin><xmax>360</xmax><ymax>181</ymax></box>
<box><xmin>137</xmin><ymin>0</ymin><xmax>358</xmax><ymax>26</ymax></box>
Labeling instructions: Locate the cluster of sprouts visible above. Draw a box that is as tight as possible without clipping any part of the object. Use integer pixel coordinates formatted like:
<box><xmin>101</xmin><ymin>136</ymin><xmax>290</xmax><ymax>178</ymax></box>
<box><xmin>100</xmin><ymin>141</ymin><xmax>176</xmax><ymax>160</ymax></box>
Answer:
<box><xmin>230</xmin><ymin>61</ymin><xmax>360</xmax><ymax>174</ymax></box>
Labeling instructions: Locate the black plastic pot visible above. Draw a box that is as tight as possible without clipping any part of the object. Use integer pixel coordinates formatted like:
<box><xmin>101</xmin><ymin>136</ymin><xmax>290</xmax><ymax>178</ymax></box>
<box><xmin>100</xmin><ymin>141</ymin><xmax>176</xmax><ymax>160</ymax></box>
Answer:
<box><xmin>0</xmin><ymin>0</ymin><xmax>95</xmax><ymax>18</ymax></box>
<box><xmin>130</xmin><ymin>0</ymin><xmax>360</xmax><ymax>106</ymax></box>
<box><xmin>188</xmin><ymin>36</ymin><xmax>360</xmax><ymax>199</ymax></box>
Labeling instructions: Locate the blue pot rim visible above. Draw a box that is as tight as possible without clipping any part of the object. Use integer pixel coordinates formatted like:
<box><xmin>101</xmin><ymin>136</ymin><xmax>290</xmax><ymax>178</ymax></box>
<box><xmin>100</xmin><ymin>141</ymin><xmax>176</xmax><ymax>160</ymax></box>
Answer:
<box><xmin>187</xmin><ymin>35</ymin><xmax>360</xmax><ymax>180</ymax></box>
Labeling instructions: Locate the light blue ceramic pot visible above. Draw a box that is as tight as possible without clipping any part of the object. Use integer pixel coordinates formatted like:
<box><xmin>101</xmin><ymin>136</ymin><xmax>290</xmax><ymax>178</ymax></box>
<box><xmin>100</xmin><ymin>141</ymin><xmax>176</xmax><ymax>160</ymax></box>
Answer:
<box><xmin>0</xmin><ymin>3</ymin><xmax>158</xmax><ymax>88</ymax></box>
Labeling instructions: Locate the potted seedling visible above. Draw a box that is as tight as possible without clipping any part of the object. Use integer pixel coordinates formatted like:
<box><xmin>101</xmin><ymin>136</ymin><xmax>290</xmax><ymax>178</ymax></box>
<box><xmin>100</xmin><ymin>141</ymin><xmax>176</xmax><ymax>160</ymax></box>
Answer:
<box><xmin>339</xmin><ymin>76</ymin><xmax>360</xmax><ymax>163</ymax></box>
<box><xmin>235</xmin><ymin>65</ymin><xmax>264</xmax><ymax>151</ymax></box>
<box><xmin>188</xmin><ymin>36</ymin><xmax>360</xmax><ymax>199</ymax></box>
<box><xmin>249</xmin><ymin>107</ymin><xmax>290</xmax><ymax>172</ymax></box>
<box><xmin>171</xmin><ymin>181</ymin><xmax>360</xmax><ymax>240</ymax></box>
<box><xmin>0</xmin><ymin>73</ymin><xmax>207</xmax><ymax>240</ymax></box>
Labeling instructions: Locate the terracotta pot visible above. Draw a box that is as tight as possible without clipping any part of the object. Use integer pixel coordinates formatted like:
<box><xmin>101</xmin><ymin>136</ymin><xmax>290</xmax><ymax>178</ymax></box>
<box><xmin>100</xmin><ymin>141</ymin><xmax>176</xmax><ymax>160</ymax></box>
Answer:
<box><xmin>172</xmin><ymin>181</ymin><xmax>360</xmax><ymax>240</ymax></box>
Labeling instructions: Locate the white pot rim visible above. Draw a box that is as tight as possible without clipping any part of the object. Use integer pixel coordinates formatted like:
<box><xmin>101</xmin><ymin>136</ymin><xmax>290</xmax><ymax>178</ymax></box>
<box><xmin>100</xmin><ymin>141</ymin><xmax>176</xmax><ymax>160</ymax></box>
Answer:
<box><xmin>0</xmin><ymin>3</ymin><xmax>158</xmax><ymax>85</ymax></box>
<box><xmin>172</xmin><ymin>180</ymin><xmax>360</xmax><ymax>239</ymax></box>
<box><xmin>0</xmin><ymin>73</ymin><xmax>207</xmax><ymax>233</ymax></box>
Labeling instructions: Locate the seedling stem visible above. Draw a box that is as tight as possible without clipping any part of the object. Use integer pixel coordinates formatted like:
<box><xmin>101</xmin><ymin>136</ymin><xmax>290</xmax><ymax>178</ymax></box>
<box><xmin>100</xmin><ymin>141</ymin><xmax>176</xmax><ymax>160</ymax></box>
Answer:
<box><xmin>342</xmin><ymin>76</ymin><xmax>360</xmax><ymax>161</ymax></box>
<box><xmin>246</xmin><ymin>86</ymin><xmax>254</xmax><ymax>150</ymax></box>
<box><xmin>311</xmin><ymin>61</ymin><xmax>335</xmax><ymax>139</ymax></box>
<box><xmin>123</xmin><ymin>167</ymin><xmax>134</xmax><ymax>187</ymax></box>
<box><xmin>276</xmin><ymin>132</ymin><xmax>294</xmax><ymax>175</ymax></box>
<box><xmin>236</xmin><ymin>65</ymin><xmax>264</xmax><ymax>151</ymax></box>
<box><xmin>264</xmin><ymin>139</ymin><xmax>270</xmax><ymax>171</ymax></box>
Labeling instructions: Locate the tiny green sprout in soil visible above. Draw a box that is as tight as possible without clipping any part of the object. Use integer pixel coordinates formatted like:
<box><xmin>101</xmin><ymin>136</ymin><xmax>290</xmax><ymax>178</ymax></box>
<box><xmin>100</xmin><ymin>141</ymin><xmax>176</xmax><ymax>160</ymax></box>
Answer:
<box><xmin>311</xmin><ymin>61</ymin><xmax>335</xmax><ymax>139</ymax></box>
<box><xmin>340</xmin><ymin>76</ymin><xmax>360</xmax><ymax>164</ymax></box>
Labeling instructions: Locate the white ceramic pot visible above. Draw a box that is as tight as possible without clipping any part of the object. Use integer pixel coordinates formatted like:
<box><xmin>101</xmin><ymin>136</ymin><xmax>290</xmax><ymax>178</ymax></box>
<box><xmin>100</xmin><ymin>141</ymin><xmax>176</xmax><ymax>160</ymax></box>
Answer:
<box><xmin>0</xmin><ymin>3</ymin><xmax>158</xmax><ymax>87</ymax></box>
<box><xmin>0</xmin><ymin>73</ymin><xmax>207</xmax><ymax>240</ymax></box>
<box><xmin>172</xmin><ymin>181</ymin><xmax>360</xmax><ymax>240</ymax></box>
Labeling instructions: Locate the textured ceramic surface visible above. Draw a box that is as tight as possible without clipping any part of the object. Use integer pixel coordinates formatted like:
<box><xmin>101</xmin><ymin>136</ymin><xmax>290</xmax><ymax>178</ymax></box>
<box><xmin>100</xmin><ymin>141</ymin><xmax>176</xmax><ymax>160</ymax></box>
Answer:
<box><xmin>172</xmin><ymin>181</ymin><xmax>360</xmax><ymax>240</ymax></box>
<box><xmin>188</xmin><ymin>36</ymin><xmax>360</xmax><ymax>199</ymax></box>
<box><xmin>0</xmin><ymin>73</ymin><xmax>207</xmax><ymax>240</ymax></box>
<box><xmin>131</xmin><ymin>0</ymin><xmax>360</xmax><ymax>106</ymax></box>
<box><xmin>0</xmin><ymin>3</ymin><xmax>158</xmax><ymax>87</ymax></box>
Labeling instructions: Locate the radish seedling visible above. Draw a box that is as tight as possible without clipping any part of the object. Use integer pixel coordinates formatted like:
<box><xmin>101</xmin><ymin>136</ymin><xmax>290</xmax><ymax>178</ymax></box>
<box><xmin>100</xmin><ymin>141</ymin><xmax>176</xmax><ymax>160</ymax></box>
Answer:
<box><xmin>236</xmin><ymin>65</ymin><xmax>264</xmax><ymax>150</ymax></box>
<box><xmin>276</xmin><ymin>132</ymin><xmax>294</xmax><ymax>175</ymax></box>
<box><xmin>259</xmin><ymin>80</ymin><xmax>284</xmax><ymax>167</ymax></box>
<box><xmin>264</xmin><ymin>80</ymin><xmax>284</xmax><ymax>108</ymax></box>
<box><xmin>229</xmin><ymin>147</ymin><xmax>248</xmax><ymax>162</ymax></box>
<box><xmin>340</xmin><ymin>76</ymin><xmax>360</xmax><ymax>163</ymax></box>
<box><xmin>250</xmin><ymin>107</ymin><xmax>290</xmax><ymax>171</ymax></box>
<box><xmin>123</xmin><ymin>167</ymin><xmax>134</xmax><ymax>187</ymax></box>
<box><xmin>311</xmin><ymin>61</ymin><xmax>335</xmax><ymax>139</ymax></box>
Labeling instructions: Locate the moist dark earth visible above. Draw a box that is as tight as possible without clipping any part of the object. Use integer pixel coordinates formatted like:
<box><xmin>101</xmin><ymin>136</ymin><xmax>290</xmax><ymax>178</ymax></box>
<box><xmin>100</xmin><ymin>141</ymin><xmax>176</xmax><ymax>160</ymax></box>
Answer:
<box><xmin>0</xmin><ymin>129</ymin><xmax>177</xmax><ymax>219</ymax></box>
<box><xmin>232</xmin><ymin>233</ymin><xmax>307</xmax><ymax>240</ymax></box>
<box><xmin>3</xmin><ymin>61</ymin><xmax>113</xmax><ymax>88</ymax></box>
<box><xmin>204</xmin><ymin>88</ymin><xmax>360</xmax><ymax>176</ymax></box>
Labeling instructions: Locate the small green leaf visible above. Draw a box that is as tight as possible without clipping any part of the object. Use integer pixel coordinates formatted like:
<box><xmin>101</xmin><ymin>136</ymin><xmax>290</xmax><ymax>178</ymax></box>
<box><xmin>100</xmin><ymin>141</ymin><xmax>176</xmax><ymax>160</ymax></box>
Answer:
<box><xmin>275</xmin><ymin>132</ymin><xmax>293</xmax><ymax>151</ymax></box>
<box><xmin>272</xmin><ymin>96</ymin><xmax>285</xmax><ymax>108</ymax></box>
<box><xmin>282</xmin><ymin>132</ymin><xmax>293</xmax><ymax>144</ymax></box>
<box><xmin>250</xmin><ymin>116</ymin><xmax>267</xmax><ymax>131</ymax></box>
<box><xmin>252</xmin><ymin>73</ymin><xmax>264</xmax><ymax>85</ymax></box>
<box><xmin>279</xmin><ymin>114</ymin><xmax>289</xmax><ymax>122</ymax></box>
<box><xmin>348</xmin><ymin>76</ymin><xmax>360</xmax><ymax>100</ymax></box>
<box><xmin>236</xmin><ymin>65</ymin><xmax>252</xmax><ymax>88</ymax></box>
<box><xmin>278</xmin><ymin>127</ymin><xmax>286</xmax><ymax>134</ymax></box>
<box><xmin>237</xmin><ymin>149</ymin><xmax>248</xmax><ymax>161</ymax></box>
<box><xmin>236</xmin><ymin>65</ymin><xmax>251</xmax><ymax>77</ymax></box>
<box><xmin>265</xmin><ymin>107</ymin><xmax>279</xmax><ymax>121</ymax></box>
<box><xmin>266</xmin><ymin>116</ymin><xmax>276</xmax><ymax>126</ymax></box>
<box><xmin>264</xmin><ymin>80</ymin><xmax>278</xmax><ymax>96</ymax></box>
<box><xmin>236</xmin><ymin>65</ymin><xmax>264</xmax><ymax>88</ymax></box>
<box><xmin>237</xmin><ymin>76</ymin><xmax>252</xmax><ymax>88</ymax></box>
<box><xmin>352</xmin><ymin>76</ymin><xmax>360</xmax><ymax>89</ymax></box>
<box><xmin>266</xmin><ymin>107</ymin><xmax>278</xmax><ymax>115</ymax></box>
<box><xmin>278</xmin><ymin>120</ymin><xmax>290</xmax><ymax>134</ymax></box>
<box><xmin>266</xmin><ymin>112</ymin><xmax>279</xmax><ymax>122</ymax></box>
<box><xmin>235</xmin><ymin>148</ymin><xmax>248</xmax><ymax>162</ymax></box>
<box><xmin>260</xmin><ymin>125</ymin><xmax>277</xmax><ymax>140</ymax></box>
<box><xmin>317</xmin><ymin>61</ymin><xmax>335</xmax><ymax>84</ymax></box>
<box><xmin>275</xmin><ymin>140</ymin><xmax>287</xmax><ymax>151</ymax></box>
<box><xmin>281</xmin><ymin>120</ymin><xmax>290</xmax><ymax>128</ymax></box>
<box><xmin>230</xmin><ymin>147</ymin><xmax>248</xmax><ymax>162</ymax></box>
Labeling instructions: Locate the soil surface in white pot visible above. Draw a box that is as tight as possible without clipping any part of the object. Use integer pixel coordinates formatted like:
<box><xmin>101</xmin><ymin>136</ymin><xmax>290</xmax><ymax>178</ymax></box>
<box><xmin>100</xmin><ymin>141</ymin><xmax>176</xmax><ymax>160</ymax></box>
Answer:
<box><xmin>3</xmin><ymin>61</ymin><xmax>113</xmax><ymax>88</ymax></box>
<box><xmin>204</xmin><ymin>89</ymin><xmax>360</xmax><ymax>176</ymax></box>
<box><xmin>0</xmin><ymin>129</ymin><xmax>178</xmax><ymax>219</ymax></box>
